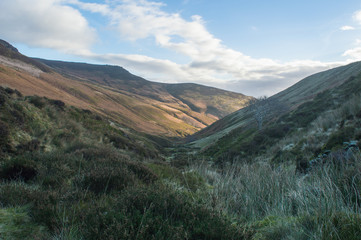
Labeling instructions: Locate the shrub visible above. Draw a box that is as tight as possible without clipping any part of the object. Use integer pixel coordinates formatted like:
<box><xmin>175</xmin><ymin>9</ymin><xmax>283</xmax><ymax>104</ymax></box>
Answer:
<box><xmin>10</xmin><ymin>108</ymin><xmax>25</xmax><ymax>125</ymax></box>
<box><xmin>0</xmin><ymin>120</ymin><xmax>10</xmax><ymax>148</ymax></box>
<box><xmin>74</xmin><ymin>155</ymin><xmax>157</xmax><ymax>194</ymax></box>
<box><xmin>126</xmin><ymin>161</ymin><xmax>158</xmax><ymax>184</ymax></box>
<box><xmin>148</xmin><ymin>163</ymin><xmax>206</xmax><ymax>191</ymax></box>
<box><xmin>0</xmin><ymin>182</ymin><xmax>59</xmax><ymax>229</ymax></box>
<box><xmin>75</xmin><ymin>185</ymin><xmax>243</xmax><ymax>240</ymax></box>
<box><xmin>0</xmin><ymin>156</ymin><xmax>38</xmax><ymax>182</ymax></box>
<box><xmin>28</xmin><ymin>96</ymin><xmax>46</xmax><ymax>109</ymax></box>
<box><xmin>74</xmin><ymin>164</ymin><xmax>136</xmax><ymax>194</ymax></box>
<box><xmin>0</xmin><ymin>93</ymin><xmax>6</xmax><ymax>105</ymax></box>
<box><xmin>17</xmin><ymin>139</ymin><xmax>41</xmax><ymax>153</ymax></box>
<box><xmin>0</xmin><ymin>206</ymin><xmax>48</xmax><ymax>239</ymax></box>
<box><xmin>323</xmin><ymin>127</ymin><xmax>355</xmax><ymax>150</ymax></box>
<box><xmin>4</xmin><ymin>87</ymin><xmax>15</xmax><ymax>95</ymax></box>
<box><xmin>49</xmin><ymin>99</ymin><xmax>65</xmax><ymax>109</ymax></box>
<box><xmin>108</xmin><ymin>134</ymin><xmax>127</xmax><ymax>149</ymax></box>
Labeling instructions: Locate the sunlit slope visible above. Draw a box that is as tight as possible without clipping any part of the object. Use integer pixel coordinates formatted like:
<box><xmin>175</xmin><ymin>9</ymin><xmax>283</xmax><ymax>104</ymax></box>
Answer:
<box><xmin>0</xmin><ymin>39</ymin><xmax>251</xmax><ymax>137</ymax></box>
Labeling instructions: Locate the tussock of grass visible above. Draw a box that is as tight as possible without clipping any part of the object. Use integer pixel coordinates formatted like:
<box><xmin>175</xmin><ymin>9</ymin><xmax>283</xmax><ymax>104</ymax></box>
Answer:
<box><xmin>191</xmin><ymin>151</ymin><xmax>361</xmax><ymax>239</ymax></box>
<box><xmin>0</xmin><ymin>206</ymin><xmax>48</xmax><ymax>239</ymax></box>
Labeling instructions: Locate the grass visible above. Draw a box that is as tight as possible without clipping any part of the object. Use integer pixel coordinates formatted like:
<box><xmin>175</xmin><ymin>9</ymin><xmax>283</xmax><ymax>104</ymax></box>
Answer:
<box><xmin>0</xmin><ymin>206</ymin><xmax>48</xmax><ymax>240</ymax></box>
<box><xmin>2</xmin><ymin>73</ymin><xmax>361</xmax><ymax>239</ymax></box>
<box><xmin>0</xmin><ymin>88</ymin><xmax>247</xmax><ymax>239</ymax></box>
<box><xmin>190</xmin><ymin>150</ymin><xmax>361</xmax><ymax>239</ymax></box>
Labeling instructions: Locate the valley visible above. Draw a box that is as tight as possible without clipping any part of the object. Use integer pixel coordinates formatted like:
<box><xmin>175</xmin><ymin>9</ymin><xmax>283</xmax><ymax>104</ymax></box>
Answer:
<box><xmin>0</xmin><ymin>39</ymin><xmax>252</xmax><ymax>138</ymax></box>
<box><xmin>1</xmin><ymin>39</ymin><xmax>361</xmax><ymax>239</ymax></box>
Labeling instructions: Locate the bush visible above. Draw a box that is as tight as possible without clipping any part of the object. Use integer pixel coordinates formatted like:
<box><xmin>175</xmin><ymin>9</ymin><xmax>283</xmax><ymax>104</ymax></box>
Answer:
<box><xmin>0</xmin><ymin>182</ymin><xmax>59</xmax><ymax>229</ymax></box>
<box><xmin>0</xmin><ymin>93</ymin><xmax>6</xmax><ymax>105</ymax></box>
<box><xmin>28</xmin><ymin>96</ymin><xmax>46</xmax><ymax>109</ymax></box>
<box><xmin>0</xmin><ymin>120</ymin><xmax>10</xmax><ymax>148</ymax></box>
<box><xmin>0</xmin><ymin>206</ymin><xmax>48</xmax><ymax>239</ymax></box>
<box><xmin>148</xmin><ymin>163</ymin><xmax>206</xmax><ymax>191</ymax></box>
<box><xmin>75</xmin><ymin>185</ymin><xmax>243</xmax><ymax>240</ymax></box>
<box><xmin>74</xmin><ymin>164</ymin><xmax>137</xmax><ymax>194</ymax></box>
<box><xmin>0</xmin><ymin>156</ymin><xmax>38</xmax><ymax>182</ymax></box>
<box><xmin>75</xmin><ymin>156</ymin><xmax>157</xmax><ymax>194</ymax></box>
<box><xmin>4</xmin><ymin>87</ymin><xmax>15</xmax><ymax>95</ymax></box>
<box><xmin>17</xmin><ymin>139</ymin><xmax>41</xmax><ymax>153</ymax></box>
<box><xmin>49</xmin><ymin>99</ymin><xmax>65</xmax><ymax>109</ymax></box>
<box><xmin>323</xmin><ymin>127</ymin><xmax>355</xmax><ymax>150</ymax></box>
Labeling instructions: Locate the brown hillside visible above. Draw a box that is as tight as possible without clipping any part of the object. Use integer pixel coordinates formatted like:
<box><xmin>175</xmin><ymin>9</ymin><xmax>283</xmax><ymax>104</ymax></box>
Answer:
<box><xmin>0</xmin><ymin>40</ymin><xmax>252</xmax><ymax>137</ymax></box>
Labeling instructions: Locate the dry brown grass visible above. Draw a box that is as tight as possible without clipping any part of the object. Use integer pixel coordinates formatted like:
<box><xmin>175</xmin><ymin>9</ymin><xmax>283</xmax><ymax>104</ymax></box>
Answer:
<box><xmin>0</xmin><ymin>61</ymin><xmax>246</xmax><ymax>137</ymax></box>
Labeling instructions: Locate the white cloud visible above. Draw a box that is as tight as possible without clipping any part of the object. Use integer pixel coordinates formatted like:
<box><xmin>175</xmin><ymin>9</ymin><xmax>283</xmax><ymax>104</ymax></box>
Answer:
<box><xmin>340</xmin><ymin>25</ymin><xmax>355</xmax><ymax>31</ymax></box>
<box><xmin>353</xmin><ymin>10</ymin><xmax>361</xmax><ymax>24</ymax></box>
<box><xmin>0</xmin><ymin>0</ymin><xmax>346</xmax><ymax>96</ymax></box>
<box><xmin>66</xmin><ymin>0</ymin><xmax>342</xmax><ymax>96</ymax></box>
<box><xmin>343</xmin><ymin>47</ymin><xmax>361</xmax><ymax>60</ymax></box>
<box><xmin>342</xmin><ymin>10</ymin><xmax>361</xmax><ymax>61</ymax></box>
<box><xmin>0</xmin><ymin>0</ymin><xmax>96</xmax><ymax>53</ymax></box>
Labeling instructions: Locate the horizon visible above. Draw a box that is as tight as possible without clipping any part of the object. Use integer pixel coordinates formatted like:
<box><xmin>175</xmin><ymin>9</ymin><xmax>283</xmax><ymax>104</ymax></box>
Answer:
<box><xmin>1</xmin><ymin>0</ymin><xmax>361</xmax><ymax>97</ymax></box>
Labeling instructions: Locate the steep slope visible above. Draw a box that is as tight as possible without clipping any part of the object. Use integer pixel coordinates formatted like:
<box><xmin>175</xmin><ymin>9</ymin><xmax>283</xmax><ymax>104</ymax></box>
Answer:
<box><xmin>188</xmin><ymin>61</ymin><xmax>361</xmax><ymax>160</ymax></box>
<box><xmin>0</xmin><ymin>40</ymin><xmax>252</xmax><ymax>137</ymax></box>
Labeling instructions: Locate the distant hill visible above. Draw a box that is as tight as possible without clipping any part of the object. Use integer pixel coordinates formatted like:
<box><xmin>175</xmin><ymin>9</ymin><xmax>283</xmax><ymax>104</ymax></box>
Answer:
<box><xmin>0</xmin><ymin>39</ymin><xmax>252</xmax><ymax>137</ymax></box>
<box><xmin>188</xmin><ymin>61</ymin><xmax>361</xmax><ymax>163</ymax></box>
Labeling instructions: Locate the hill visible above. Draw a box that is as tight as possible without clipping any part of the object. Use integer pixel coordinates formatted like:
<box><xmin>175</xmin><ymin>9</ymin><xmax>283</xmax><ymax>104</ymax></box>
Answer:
<box><xmin>0</xmin><ymin>39</ymin><xmax>252</xmax><ymax>137</ymax></box>
<box><xmin>187</xmin><ymin>61</ymin><xmax>361</xmax><ymax>163</ymax></box>
<box><xmin>173</xmin><ymin>61</ymin><xmax>361</xmax><ymax>239</ymax></box>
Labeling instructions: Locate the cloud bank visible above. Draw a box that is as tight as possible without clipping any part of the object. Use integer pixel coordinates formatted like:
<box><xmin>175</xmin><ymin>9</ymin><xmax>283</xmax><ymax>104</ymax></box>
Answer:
<box><xmin>0</xmin><ymin>0</ymin><xmax>95</xmax><ymax>54</ymax></box>
<box><xmin>0</xmin><ymin>0</ymin><xmax>355</xmax><ymax>96</ymax></box>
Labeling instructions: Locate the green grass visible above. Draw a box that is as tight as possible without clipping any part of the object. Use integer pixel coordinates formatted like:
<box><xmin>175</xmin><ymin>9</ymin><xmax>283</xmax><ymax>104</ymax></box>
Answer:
<box><xmin>191</xmin><ymin>151</ymin><xmax>361</xmax><ymax>239</ymax></box>
<box><xmin>0</xmin><ymin>206</ymin><xmax>48</xmax><ymax>240</ymax></box>
<box><xmin>0</xmin><ymin>88</ymin><xmax>246</xmax><ymax>239</ymax></box>
<box><xmin>3</xmin><ymin>75</ymin><xmax>361</xmax><ymax>239</ymax></box>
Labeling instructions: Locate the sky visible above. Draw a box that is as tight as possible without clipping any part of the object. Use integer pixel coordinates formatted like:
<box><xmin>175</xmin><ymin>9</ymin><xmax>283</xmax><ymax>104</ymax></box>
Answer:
<box><xmin>1</xmin><ymin>0</ymin><xmax>361</xmax><ymax>97</ymax></box>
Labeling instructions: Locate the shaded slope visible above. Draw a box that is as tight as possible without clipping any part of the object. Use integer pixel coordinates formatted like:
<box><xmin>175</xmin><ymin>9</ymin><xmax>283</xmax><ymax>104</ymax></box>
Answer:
<box><xmin>188</xmin><ymin>61</ymin><xmax>361</xmax><ymax>158</ymax></box>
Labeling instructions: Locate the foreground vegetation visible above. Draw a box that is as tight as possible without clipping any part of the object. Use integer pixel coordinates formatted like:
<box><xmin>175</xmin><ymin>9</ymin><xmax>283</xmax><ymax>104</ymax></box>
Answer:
<box><xmin>0</xmin><ymin>87</ymin><xmax>242</xmax><ymax>239</ymax></box>
<box><xmin>192</xmin><ymin>153</ymin><xmax>361</xmax><ymax>239</ymax></box>
<box><xmin>1</xmin><ymin>84</ymin><xmax>361</xmax><ymax>239</ymax></box>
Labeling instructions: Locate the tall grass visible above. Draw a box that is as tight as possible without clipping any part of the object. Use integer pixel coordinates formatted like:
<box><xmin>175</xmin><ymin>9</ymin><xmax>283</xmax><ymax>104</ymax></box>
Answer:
<box><xmin>191</xmin><ymin>152</ymin><xmax>361</xmax><ymax>239</ymax></box>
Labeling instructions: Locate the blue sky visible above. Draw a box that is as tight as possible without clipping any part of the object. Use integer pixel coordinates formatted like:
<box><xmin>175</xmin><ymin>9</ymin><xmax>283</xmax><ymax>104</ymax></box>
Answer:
<box><xmin>1</xmin><ymin>0</ymin><xmax>361</xmax><ymax>96</ymax></box>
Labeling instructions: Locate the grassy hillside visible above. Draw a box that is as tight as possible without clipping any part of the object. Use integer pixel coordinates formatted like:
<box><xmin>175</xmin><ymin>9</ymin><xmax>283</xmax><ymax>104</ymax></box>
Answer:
<box><xmin>177</xmin><ymin>62</ymin><xmax>361</xmax><ymax>239</ymax></box>
<box><xmin>0</xmin><ymin>87</ymin><xmax>246</xmax><ymax>239</ymax></box>
<box><xmin>0</xmin><ymin>40</ymin><xmax>252</xmax><ymax>137</ymax></box>
<box><xmin>34</xmin><ymin>57</ymin><xmax>252</xmax><ymax>135</ymax></box>
<box><xmin>3</xmin><ymin>37</ymin><xmax>361</xmax><ymax>239</ymax></box>
<box><xmin>188</xmin><ymin>61</ymin><xmax>361</xmax><ymax>156</ymax></box>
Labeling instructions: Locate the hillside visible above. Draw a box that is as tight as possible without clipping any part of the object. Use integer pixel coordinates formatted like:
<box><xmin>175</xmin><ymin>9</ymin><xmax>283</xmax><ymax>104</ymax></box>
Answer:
<box><xmin>0</xmin><ymin>40</ymin><xmax>252</xmax><ymax>137</ymax></box>
<box><xmin>0</xmin><ymin>87</ymin><xmax>245</xmax><ymax>239</ymax></box>
<box><xmin>188</xmin><ymin>61</ymin><xmax>361</xmax><ymax>157</ymax></box>
<box><xmin>172</xmin><ymin>61</ymin><xmax>361</xmax><ymax>239</ymax></box>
